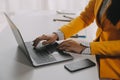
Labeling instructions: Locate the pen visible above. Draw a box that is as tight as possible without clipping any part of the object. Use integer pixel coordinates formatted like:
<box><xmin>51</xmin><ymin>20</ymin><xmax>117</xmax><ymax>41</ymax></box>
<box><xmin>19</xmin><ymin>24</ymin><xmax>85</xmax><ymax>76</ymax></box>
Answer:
<box><xmin>71</xmin><ymin>35</ymin><xmax>86</xmax><ymax>38</ymax></box>
<box><xmin>56</xmin><ymin>11</ymin><xmax>76</xmax><ymax>15</ymax></box>
<box><xmin>53</xmin><ymin>19</ymin><xmax>71</xmax><ymax>22</ymax></box>
<box><xmin>63</xmin><ymin>15</ymin><xmax>74</xmax><ymax>20</ymax></box>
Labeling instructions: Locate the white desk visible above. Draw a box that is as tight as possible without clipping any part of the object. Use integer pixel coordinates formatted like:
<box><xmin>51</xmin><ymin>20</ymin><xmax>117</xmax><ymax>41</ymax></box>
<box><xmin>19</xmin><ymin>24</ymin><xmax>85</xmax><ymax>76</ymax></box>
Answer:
<box><xmin>0</xmin><ymin>11</ymin><xmax>99</xmax><ymax>80</ymax></box>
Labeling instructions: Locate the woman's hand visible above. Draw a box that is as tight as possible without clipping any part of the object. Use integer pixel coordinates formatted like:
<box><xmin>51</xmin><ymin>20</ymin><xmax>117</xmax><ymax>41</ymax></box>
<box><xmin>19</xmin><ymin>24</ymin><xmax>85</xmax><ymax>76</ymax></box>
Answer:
<box><xmin>33</xmin><ymin>33</ymin><xmax>58</xmax><ymax>48</ymax></box>
<box><xmin>58</xmin><ymin>39</ymin><xmax>86</xmax><ymax>54</ymax></box>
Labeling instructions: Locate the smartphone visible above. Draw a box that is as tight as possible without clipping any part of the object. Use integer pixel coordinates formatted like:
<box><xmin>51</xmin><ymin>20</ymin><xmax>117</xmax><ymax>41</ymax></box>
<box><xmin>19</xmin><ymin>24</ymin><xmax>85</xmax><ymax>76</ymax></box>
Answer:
<box><xmin>64</xmin><ymin>59</ymin><xmax>96</xmax><ymax>72</ymax></box>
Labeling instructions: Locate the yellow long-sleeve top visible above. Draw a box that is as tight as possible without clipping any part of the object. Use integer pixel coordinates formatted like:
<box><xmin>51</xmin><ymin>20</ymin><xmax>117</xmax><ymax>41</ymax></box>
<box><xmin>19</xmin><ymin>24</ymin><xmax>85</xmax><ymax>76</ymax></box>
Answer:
<box><xmin>59</xmin><ymin>0</ymin><xmax>120</xmax><ymax>79</ymax></box>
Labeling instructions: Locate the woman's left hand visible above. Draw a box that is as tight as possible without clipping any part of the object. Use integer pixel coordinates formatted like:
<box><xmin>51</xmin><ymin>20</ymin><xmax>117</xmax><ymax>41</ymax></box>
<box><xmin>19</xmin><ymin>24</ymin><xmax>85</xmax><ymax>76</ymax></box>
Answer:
<box><xmin>58</xmin><ymin>39</ymin><xmax>86</xmax><ymax>54</ymax></box>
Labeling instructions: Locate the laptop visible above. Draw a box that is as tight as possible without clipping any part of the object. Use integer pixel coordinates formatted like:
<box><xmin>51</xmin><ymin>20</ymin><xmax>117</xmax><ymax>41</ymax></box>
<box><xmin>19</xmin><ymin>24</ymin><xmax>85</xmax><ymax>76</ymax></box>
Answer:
<box><xmin>4</xmin><ymin>13</ymin><xmax>73</xmax><ymax>67</ymax></box>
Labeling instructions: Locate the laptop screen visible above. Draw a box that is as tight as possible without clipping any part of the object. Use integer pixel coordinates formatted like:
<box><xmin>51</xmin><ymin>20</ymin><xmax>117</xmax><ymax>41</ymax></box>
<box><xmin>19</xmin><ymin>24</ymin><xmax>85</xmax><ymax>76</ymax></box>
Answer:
<box><xmin>4</xmin><ymin>13</ymin><xmax>29</xmax><ymax>55</ymax></box>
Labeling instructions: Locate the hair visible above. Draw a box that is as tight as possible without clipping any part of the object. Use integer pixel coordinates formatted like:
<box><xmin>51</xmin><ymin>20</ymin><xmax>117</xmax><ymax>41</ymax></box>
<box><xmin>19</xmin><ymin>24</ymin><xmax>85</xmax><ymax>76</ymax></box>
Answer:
<box><xmin>106</xmin><ymin>0</ymin><xmax>120</xmax><ymax>25</ymax></box>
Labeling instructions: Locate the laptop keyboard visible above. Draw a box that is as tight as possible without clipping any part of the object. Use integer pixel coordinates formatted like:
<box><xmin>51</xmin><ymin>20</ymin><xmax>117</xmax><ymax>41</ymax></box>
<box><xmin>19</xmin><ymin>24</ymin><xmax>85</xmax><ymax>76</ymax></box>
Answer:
<box><xmin>30</xmin><ymin>42</ymin><xmax>59</xmax><ymax>64</ymax></box>
<box><xmin>35</xmin><ymin>51</ymin><xmax>56</xmax><ymax>64</ymax></box>
<box><xmin>34</xmin><ymin>42</ymin><xmax>58</xmax><ymax>52</ymax></box>
<box><xmin>25</xmin><ymin>42</ymin><xmax>72</xmax><ymax>65</ymax></box>
<box><xmin>45</xmin><ymin>42</ymin><xmax>58</xmax><ymax>53</ymax></box>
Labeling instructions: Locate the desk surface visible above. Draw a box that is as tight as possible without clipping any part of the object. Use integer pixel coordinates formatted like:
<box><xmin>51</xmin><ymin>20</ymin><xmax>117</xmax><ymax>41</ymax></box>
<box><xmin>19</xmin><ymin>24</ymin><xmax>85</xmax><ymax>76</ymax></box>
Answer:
<box><xmin>0</xmin><ymin>11</ymin><xmax>99</xmax><ymax>80</ymax></box>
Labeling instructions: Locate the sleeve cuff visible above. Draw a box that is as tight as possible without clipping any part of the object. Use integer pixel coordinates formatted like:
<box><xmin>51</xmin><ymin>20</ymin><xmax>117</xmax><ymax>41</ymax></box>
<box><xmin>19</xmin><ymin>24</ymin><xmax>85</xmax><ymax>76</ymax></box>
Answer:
<box><xmin>80</xmin><ymin>41</ymin><xmax>90</xmax><ymax>47</ymax></box>
<box><xmin>80</xmin><ymin>41</ymin><xmax>91</xmax><ymax>55</ymax></box>
<box><xmin>53</xmin><ymin>30</ymin><xmax>64</xmax><ymax>40</ymax></box>
<box><xmin>81</xmin><ymin>48</ymin><xmax>91</xmax><ymax>55</ymax></box>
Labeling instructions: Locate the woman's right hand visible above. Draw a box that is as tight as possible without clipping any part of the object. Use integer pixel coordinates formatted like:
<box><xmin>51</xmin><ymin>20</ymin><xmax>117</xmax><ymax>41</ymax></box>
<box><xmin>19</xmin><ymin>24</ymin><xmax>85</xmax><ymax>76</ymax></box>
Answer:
<box><xmin>32</xmin><ymin>33</ymin><xmax>58</xmax><ymax>48</ymax></box>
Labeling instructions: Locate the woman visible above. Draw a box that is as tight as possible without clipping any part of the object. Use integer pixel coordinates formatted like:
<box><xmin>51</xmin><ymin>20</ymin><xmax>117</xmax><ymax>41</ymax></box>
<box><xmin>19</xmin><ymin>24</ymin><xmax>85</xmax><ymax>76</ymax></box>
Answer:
<box><xmin>33</xmin><ymin>0</ymin><xmax>120</xmax><ymax>79</ymax></box>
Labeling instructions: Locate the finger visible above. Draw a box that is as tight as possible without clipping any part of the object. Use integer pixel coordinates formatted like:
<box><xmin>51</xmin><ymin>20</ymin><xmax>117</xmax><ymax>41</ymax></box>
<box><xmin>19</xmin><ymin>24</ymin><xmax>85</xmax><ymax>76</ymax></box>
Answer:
<box><xmin>58</xmin><ymin>41</ymin><xmax>70</xmax><ymax>48</ymax></box>
<box><xmin>64</xmin><ymin>47</ymin><xmax>71</xmax><ymax>52</ymax></box>
<box><xmin>32</xmin><ymin>34</ymin><xmax>48</xmax><ymax>47</ymax></box>
<box><xmin>33</xmin><ymin>36</ymin><xmax>41</xmax><ymax>44</ymax></box>
<box><xmin>33</xmin><ymin>38</ymin><xmax>41</xmax><ymax>48</ymax></box>
<box><xmin>42</xmin><ymin>39</ymin><xmax>54</xmax><ymax>45</ymax></box>
<box><xmin>34</xmin><ymin>34</ymin><xmax>49</xmax><ymax>41</ymax></box>
<box><xmin>60</xmin><ymin>46</ymin><xmax>74</xmax><ymax>53</ymax></box>
<box><xmin>41</xmin><ymin>34</ymin><xmax>50</xmax><ymax>40</ymax></box>
<box><xmin>58</xmin><ymin>46</ymin><xmax>69</xmax><ymax>51</ymax></box>
<box><xmin>58</xmin><ymin>43</ymin><xmax>70</xmax><ymax>49</ymax></box>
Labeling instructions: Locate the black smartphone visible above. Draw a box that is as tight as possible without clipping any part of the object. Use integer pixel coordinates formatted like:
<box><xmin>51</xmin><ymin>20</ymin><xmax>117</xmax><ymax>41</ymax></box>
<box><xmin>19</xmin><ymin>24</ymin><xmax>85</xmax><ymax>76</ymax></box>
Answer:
<box><xmin>64</xmin><ymin>59</ymin><xmax>96</xmax><ymax>72</ymax></box>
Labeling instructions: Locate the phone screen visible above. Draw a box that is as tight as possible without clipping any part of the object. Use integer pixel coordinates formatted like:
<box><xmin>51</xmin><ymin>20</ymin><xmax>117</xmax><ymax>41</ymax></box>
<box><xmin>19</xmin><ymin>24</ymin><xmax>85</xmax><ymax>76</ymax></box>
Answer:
<box><xmin>64</xmin><ymin>59</ymin><xmax>96</xmax><ymax>72</ymax></box>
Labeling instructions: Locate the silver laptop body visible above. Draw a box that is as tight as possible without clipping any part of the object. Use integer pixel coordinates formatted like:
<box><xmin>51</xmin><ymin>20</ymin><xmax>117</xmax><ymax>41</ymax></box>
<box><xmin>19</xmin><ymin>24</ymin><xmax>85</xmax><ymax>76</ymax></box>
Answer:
<box><xmin>4</xmin><ymin>13</ymin><xmax>73</xmax><ymax>67</ymax></box>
